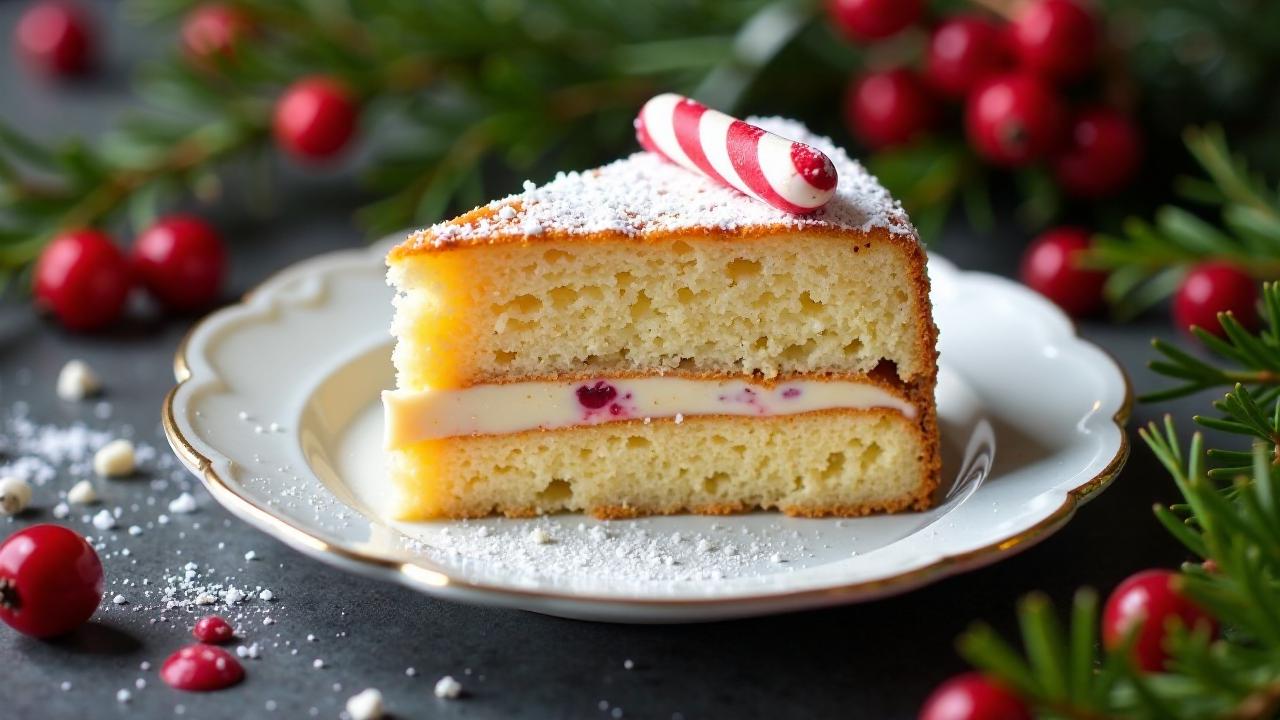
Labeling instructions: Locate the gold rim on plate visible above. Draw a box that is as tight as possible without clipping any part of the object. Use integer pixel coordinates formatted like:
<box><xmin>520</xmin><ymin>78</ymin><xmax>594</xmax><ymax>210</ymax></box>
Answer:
<box><xmin>160</xmin><ymin>252</ymin><xmax>1133</xmax><ymax>611</ymax></box>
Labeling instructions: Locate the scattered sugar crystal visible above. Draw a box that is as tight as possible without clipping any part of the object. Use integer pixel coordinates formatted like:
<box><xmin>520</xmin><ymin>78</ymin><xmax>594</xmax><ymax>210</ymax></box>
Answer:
<box><xmin>268</xmin><ymin>423</ymin><xmax>281</xmax><ymax>433</ymax></box>
<box><xmin>434</xmin><ymin>675</ymin><xmax>463</xmax><ymax>699</ymax></box>
<box><xmin>623</xmin><ymin>659</ymin><xmax>635</xmax><ymax>670</ymax></box>
<box><xmin>56</xmin><ymin>360</ymin><xmax>101</xmax><ymax>401</ymax></box>
<box><xmin>194</xmin><ymin>593</ymin><xmax>217</xmax><ymax>606</ymax></box>
<box><xmin>497</xmin><ymin>206</ymin><xmax>516</xmax><ymax>220</ymax></box>
<box><xmin>67</xmin><ymin>479</ymin><xmax>97</xmax><ymax>505</ymax></box>
<box><xmin>60</xmin><ymin>681</ymin><xmax>71</xmax><ymax>691</ymax></box>
<box><xmin>112</xmin><ymin>594</ymin><xmax>127</xmax><ymax>605</ymax></box>
<box><xmin>116</xmin><ymin>689</ymin><xmax>131</xmax><ymax>703</ymax></box>
<box><xmin>224</xmin><ymin>587</ymin><xmax>245</xmax><ymax>604</ymax></box>
<box><xmin>259</xmin><ymin>589</ymin><xmax>274</xmax><ymax>601</ymax></box>
<box><xmin>674</xmin><ymin>413</ymin><xmax>683</xmax><ymax>424</ymax></box>
<box><xmin>93</xmin><ymin>439</ymin><xmax>135</xmax><ymax>478</ymax></box>
<box><xmin>346</xmin><ymin>689</ymin><xmax>384</xmax><ymax>720</ymax></box>
<box><xmin>405</xmin><ymin>667</ymin><xmax>416</xmax><ymax>677</ymax></box>
<box><xmin>52</xmin><ymin>502</ymin><xmax>70</xmax><ymax>519</ymax></box>
<box><xmin>128</xmin><ymin>525</ymin><xmax>143</xmax><ymax>536</ymax></box>
<box><xmin>263</xmin><ymin>617</ymin><xmax>274</xmax><ymax>625</ymax></box>
<box><xmin>312</xmin><ymin>658</ymin><xmax>325</xmax><ymax>669</ymax></box>
<box><xmin>168</xmin><ymin>493</ymin><xmax>197</xmax><ymax>514</ymax></box>
<box><xmin>528</xmin><ymin>527</ymin><xmax>552</xmax><ymax>545</ymax></box>
<box><xmin>135</xmin><ymin>678</ymin><xmax>146</xmax><ymax>690</ymax></box>
<box><xmin>770</xmin><ymin>553</ymin><xmax>783</xmax><ymax>563</ymax></box>
<box><xmin>244</xmin><ymin>550</ymin><xmax>258</xmax><ymax>561</ymax></box>
<box><xmin>92</xmin><ymin>509</ymin><xmax>116</xmax><ymax>530</ymax></box>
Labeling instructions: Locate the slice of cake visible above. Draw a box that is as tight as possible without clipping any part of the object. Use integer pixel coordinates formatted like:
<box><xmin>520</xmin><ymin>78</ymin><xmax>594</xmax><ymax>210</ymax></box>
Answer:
<box><xmin>383</xmin><ymin>117</ymin><xmax>939</xmax><ymax>520</ymax></box>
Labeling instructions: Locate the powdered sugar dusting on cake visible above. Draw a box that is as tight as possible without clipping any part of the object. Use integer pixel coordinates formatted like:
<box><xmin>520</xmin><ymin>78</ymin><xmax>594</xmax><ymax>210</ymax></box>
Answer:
<box><xmin>404</xmin><ymin>117</ymin><xmax>913</xmax><ymax>251</ymax></box>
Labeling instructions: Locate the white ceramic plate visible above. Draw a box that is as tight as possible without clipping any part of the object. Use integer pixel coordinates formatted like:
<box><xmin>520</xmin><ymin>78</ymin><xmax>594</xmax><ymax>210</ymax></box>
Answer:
<box><xmin>163</xmin><ymin>241</ymin><xmax>1130</xmax><ymax>623</ymax></box>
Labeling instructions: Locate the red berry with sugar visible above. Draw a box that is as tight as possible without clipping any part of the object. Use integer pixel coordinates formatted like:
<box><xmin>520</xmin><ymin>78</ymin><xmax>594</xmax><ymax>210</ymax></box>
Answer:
<box><xmin>965</xmin><ymin>73</ymin><xmax>1066</xmax><ymax>166</ymax></box>
<box><xmin>845</xmin><ymin>68</ymin><xmax>937</xmax><ymax>150</ymax></box>
<box><xmin>1053</xmin><ymin>107</ymin><xmax>1142</xmax><ymax>198</ymax></box>
<box><xmin>826</xmin><ymin>0</ymin><xmax>922</xmax><ymax>41</ymax></box>
<box><xmin>34</xmin><ymin>229</ymin><xmax>133</xmax><ymax>332</ymax></box>
<box><xmin>0</xmin><ymin>524</ymin><xmax>104</xmax><ymax>638</ymax></box>
<box><xmin>273</xmin><ymin>76</ymin><xmax>359</xmax><ymax>161</ymax></box>
<box><xmin>1020</xmin><ymin>227</ymin><xmax>1107</xmax><ymax>317</ymax></box>
<box><xmin>193</xmin><ymin>614</ymin><xmax>235</xmax><ymax>644</ymax></box>
<box><xmin>132</xmin><ymin>215</ymin><xmax>227</xmax><ymax>312</ymax></box>
<box><xmin>924</xmin><ymin>17</ymin><xmax>1011</xmax><ymax>98</ymax></box>
<box><xmin>1103</xmin><ymin>569</ymin><xmax>1217</xmax><ymax>672</ymax></box>
<box><xmin>14</xmin><ymin>1</ymin><xmax>93</xmax><ymax>78</ymax></box>
<box><xmin>919</xmin><ymin>672</ymin><xmax>1032</xmax><ymax>720</ymax></box>
<box><xmin>162</xmin><ymin>644</ymin><xmax>245</xmax><ymax>691</ymax></box>
<box><xmin>181</xmin><ymin>3</ymin><xmax>251</xmax><ymax>62</ymax></box>
<box><xmin>1173</xmin><ymin>263</ymin><xmax>1259</xmax><ymax>337</ymax></box>
<box><xmin>1010</xmin><ymin>0</ymin><xmax>1097</xmax><ymax>81</ymax></box>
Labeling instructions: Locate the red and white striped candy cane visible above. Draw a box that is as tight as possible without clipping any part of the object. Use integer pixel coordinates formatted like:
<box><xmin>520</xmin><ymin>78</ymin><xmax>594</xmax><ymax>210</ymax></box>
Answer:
<box><xmin>634</xmin><ymin>93</ymin><xmax>838</xmax><ymax>215</ymax></box>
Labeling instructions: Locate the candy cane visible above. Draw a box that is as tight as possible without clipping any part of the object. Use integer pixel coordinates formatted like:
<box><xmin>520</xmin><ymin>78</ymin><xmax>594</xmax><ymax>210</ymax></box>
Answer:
<box><xmin>634</xmin><ymin>93</ymin><xmax>838</xmax><ymax>215</ymax></box>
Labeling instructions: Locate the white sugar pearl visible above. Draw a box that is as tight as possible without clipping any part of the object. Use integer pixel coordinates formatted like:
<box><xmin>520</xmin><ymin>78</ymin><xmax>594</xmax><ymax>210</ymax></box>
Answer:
<box><xmin>93</xmin><ymin>440</ymin><xmax>136</xmax><ymax>478</ymax></box>
<box><xmin>56</xmin><ymin>360</ymin><xmax>101</xmax><ymax>401</ymax></box>
<box><xmin>433</xmin><ymin>675</ymin><xmax>463</xmax><ymax>699</ymax></box>
<box><xmin>0</xmin><ymin>477</ymin><xmax>32</xmax><ymax>515</ymax></box>
<box><xmin>67</xmin><ymin>479</ymin><xmax>97</xmax><ymax>505</ymax></box>
<box><xmin>345</xmin><ymin>689</ymin><xmax>384</xmax><ymax>720</ymax></box>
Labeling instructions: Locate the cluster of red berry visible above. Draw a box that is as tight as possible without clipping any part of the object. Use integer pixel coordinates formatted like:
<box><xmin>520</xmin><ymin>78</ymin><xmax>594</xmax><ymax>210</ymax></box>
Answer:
<box><xmin>33</xmin><ymin>216</ymin><xmax>226</xmax><ymax>331</ymax></box>
<box><xmin>15</xmin><ymin>2</ymin><xmax>364</xmax><ymax>331</ymax></box>
<box><xmin>830</xmin><ymin>0</ymin><xmax>1141</xmax><ymax>200</ymax></box>
<box><xmin>1020</xmin><ymin>227</ymin><xmax>1259</xmax><ymax>337</ymax></box>
<box><xmin>918</xmin><ymin>568</ymin><xmax>1216</xmax><ymax>720</ymax></box>
<box><xmin>0</xmin><ymin>524</ymin><xmax>245</xmax><ymax>691</ymax></box>
<box><xmin>15</xmin><ymin>2</ymin><xmax>361</xmax><ymax>164</ymax></box>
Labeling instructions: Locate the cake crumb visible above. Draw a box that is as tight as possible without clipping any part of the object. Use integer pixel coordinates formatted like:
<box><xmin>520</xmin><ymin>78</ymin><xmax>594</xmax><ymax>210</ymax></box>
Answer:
<box><xmin>434</xmin><ymin>675</ymin><xmax>463</xmax><ymax>699</ymax></box>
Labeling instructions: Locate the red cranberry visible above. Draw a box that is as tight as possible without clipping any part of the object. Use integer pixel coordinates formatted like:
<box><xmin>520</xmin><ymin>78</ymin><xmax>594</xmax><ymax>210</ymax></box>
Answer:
<box><xmin>1173</xmin><ymin>262</ymin><xmax>1259</xmax><ymax>337</ymax></box>
<box><xmin>845</xmin><ymin>68</ymin><xmax>937</xmax><ymax>150</ymax></box>
<box><xmin>826</xmin><ymin>0</ymin><xmax>922</xmax><ymax>41</ymax></box>
<box><xmin>14</xmin><ymin>1</ymin><xmax>93</xmax><ymax>78</ymax></box>
<box><xmin>34</xmin><ymin>229</ymin><xmax>133</xmax><ymax>332</ymax></box>
<box><xmin>924</xmin><ymin>17</ymin><xmax>1011</xmax><ymax>98</ymax></box>
<box><xmin>181</xmin><ymin>3</ymin><xmax>251</xmax><ymax>62</ymax></box>
<box><xmin>193</xmin><ymin>614</ymin><xmax>235</xmax><ymax>644</ymax></box>
<box><xmin>965</xmin><ymin>73</ymin><xmax>1066</xmax><ymax>167</ymax></box>
<box><xmin>1052</xmin><ymin>107</ymin><xmax>1142</xmax><ymax>198</ymax></box>
<box><xmin>132</xmin><ymin>215</ymin><xmax>227</xmax><ymax>312</ymax></box>
<box><xmin>273</xmin><ymin>76</ymin><xmax>359</xmax><ymax>162</ymax></box>
<box><xmin>1010</xmin><ymin>0</ymin><xmax>1097</xmax><ymax>81</ymax></box>
<box><xmin>1019</xmin><ymin>227</ymin><xmax>1107</xmax><ymax>317</ymax></box>
<box><xmin>0</xmin><ymin>524</ymin><xmax>104</xmax><ymax>638</ymax></box>
<box><xmin>576</xmin><ymin>382</ymin><xmax>618</xmax><ymax>410</ymax></box>
<box><xmin>919</xmin><ymin>672</ymin><xmax>1032</xmax><ymax>720</ymax></box>
<box><xmin>1103</xmin><ymin>569</ymin><xmax>1217</xmax><ymax>672</ymax></box>
<box><xmin>161</xmin><ymin>644</ymin><xmax>245</xmax><ymax>691</ymax></box>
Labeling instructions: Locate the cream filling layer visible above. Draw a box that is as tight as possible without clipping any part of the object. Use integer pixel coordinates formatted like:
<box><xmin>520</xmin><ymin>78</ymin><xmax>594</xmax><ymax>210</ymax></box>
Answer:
<box><xmin>383</xmin><ymin>377</ymin><xmax>915</xmax><ymax>448</ymax></box>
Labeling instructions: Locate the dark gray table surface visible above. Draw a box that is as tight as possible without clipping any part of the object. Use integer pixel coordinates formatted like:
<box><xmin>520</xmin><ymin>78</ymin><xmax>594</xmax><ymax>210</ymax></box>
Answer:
<box><xmin>0</xmin><ymin>4</ymin><xmax>1212</xmax><ymax>719</ymax></box>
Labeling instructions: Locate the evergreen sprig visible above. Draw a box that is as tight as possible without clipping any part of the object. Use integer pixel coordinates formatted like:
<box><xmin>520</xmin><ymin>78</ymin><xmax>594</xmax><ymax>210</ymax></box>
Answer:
<box><xmin>1089</xmin><ymin>127</ymin><xmax>1280</xmax><ymax>321</ymax></box>
<box><xmin>959</xmin><ymin>428</ymin><xmax>1280</xmax><ymax>720</ymax></box>
<box><xmin>0</xmin><ymin>0</ymin><xmax>784</xmax><ymax>292</ymax></box>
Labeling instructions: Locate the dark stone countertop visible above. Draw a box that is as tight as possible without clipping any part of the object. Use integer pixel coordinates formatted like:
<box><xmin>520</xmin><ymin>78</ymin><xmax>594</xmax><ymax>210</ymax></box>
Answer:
<box><xmin>0</xmin><ymin>3</ymin><xmax>1211</xmax><ymax>718</ymax></box>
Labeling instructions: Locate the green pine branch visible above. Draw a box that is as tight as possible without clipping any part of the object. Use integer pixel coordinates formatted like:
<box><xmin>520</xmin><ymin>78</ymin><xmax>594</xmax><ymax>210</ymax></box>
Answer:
<box><xmin>959</xmin><ymin>429</ymin><xmax>1280</xmax><ymax>719</ymax></box>
<box><xmin>1088</xmin><ymin>127</ymin><xmax>1280</xmax><ymax>321</ymax></box>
